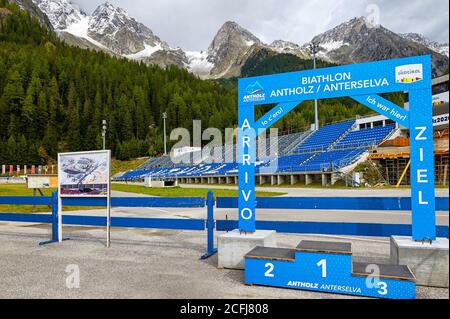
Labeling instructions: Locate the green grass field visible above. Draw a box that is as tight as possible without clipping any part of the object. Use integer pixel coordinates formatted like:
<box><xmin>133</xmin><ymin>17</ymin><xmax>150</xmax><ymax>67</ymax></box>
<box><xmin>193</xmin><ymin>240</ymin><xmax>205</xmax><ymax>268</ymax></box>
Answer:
<box><xmin>111</xmin><ymin>158</ymin><xmax>149</xmax><ymax>176</ymax></box>
<box><xmin>0</xmin><ymin>184</ymin><xmax>99</xmax><ymax>213</ymax></box>
<box><xmin>0</xmin><ymin>184</ymin><xmax>55</xmax><ymax>213</ymax></box>
<box><xmin>0</xmin><ymin>183</ymin><xmax>284</xmax><ymax>213</ymax></box>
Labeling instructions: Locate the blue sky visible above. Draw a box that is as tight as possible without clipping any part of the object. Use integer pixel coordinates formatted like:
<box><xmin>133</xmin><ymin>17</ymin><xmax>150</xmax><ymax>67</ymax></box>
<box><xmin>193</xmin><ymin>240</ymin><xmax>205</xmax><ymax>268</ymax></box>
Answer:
<box><xmin>74</xmin><ymin>0</ymin><xmax>449</xmax><ymax>51</ymax></box>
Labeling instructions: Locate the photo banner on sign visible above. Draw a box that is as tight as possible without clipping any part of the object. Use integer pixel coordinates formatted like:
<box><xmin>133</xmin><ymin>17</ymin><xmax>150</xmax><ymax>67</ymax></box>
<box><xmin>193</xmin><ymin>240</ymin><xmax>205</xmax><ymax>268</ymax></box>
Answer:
<box><xmin>56</xmin><ymin>150</ymin><xmax>111</xmax><ymax>245</ymax></box>
<box><xmin>58</xmin><ymin>150</ymin><xmax>110</xmax><ymax>197</ymax></box>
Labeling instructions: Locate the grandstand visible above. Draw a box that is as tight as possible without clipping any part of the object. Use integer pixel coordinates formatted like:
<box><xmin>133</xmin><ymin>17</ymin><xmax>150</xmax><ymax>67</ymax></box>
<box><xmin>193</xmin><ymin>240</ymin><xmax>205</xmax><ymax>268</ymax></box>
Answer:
<box><xmin>116</xmin><ymin>114</ymin><xmax>399</xmax><ymax>186</ymax></box>
<box><xmin>292</xmin><ymin>120</ymin><xmax>355</xmax><ymax>153</ymax></box>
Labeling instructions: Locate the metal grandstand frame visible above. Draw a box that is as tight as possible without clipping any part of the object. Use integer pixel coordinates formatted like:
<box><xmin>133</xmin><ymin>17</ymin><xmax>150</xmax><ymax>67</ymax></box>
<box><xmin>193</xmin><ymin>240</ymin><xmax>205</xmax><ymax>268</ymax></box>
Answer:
<box><xmin>238</xmin><ymin>55</ymin><xmax>436</xmax><ymax>241</ymax></box>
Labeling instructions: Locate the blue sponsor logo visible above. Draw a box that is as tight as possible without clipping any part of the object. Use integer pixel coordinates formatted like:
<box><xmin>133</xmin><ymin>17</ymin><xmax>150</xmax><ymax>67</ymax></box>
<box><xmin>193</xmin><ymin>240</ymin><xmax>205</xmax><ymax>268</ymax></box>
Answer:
<box><xmin>243</xmin><ymin>81</ymin><xmax>265</xmax><ymax>103</ymax></box>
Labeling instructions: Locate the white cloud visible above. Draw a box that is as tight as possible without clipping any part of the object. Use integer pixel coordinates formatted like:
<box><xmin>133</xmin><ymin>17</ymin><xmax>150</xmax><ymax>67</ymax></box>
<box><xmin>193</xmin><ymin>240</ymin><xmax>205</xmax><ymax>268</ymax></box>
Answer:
<box><xmin>74</xmin><ymin>0</ymin><xmax>449</xmax><ymax>51</ymax></box>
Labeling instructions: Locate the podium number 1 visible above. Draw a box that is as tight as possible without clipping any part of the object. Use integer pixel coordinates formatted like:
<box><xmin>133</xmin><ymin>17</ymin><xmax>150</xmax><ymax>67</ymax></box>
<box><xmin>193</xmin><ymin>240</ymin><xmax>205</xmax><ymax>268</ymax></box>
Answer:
<box><xmin>317</xmin><ymin>259</ymin><xmax>327</xmax><ymax>278</ymax></box>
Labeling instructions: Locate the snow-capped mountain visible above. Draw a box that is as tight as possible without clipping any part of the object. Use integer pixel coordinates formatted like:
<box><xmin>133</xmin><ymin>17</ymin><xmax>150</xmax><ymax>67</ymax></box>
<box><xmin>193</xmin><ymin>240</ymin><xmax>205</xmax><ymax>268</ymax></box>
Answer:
<box><xmin>87</xmin><ymin>2</ymin><xmax>169</xmax><ymax>55</ymax></box>
<box><xmin>204</xmin><ymin>21</ymin><xmax>263</xmax><ymax>78</ymax></box>
<box><xmin>304</xmin><ymin>16</ymin><xmax>448</xmax><ymax>76</ymax></box>
<box><xmin>269</xmin><ymin>40</ymin><xmax>309</xmax><ymax>58</ymax></box>
<box><xmin>32</xmin><ymin>0</ymin><xmax>187</xmax><ymax>66</ymax></box>
<box><xmin>400</xmin><ymin>33</ymin><xmax>449</xmax><ymax>58</ymax></box>
<box><xmin>22</xmin><ymin>2</ymin><xmax>450</xmax><ymax>78</ymax></box>
<box><xmin>33</xmin><ymin>0</ymin><xmax>84</xmax><ymax>30</ymax></box>
<box><xmin>185</xmin><ymin>51</ymin><xmax>214</xmax><ymax>79</ymax></box>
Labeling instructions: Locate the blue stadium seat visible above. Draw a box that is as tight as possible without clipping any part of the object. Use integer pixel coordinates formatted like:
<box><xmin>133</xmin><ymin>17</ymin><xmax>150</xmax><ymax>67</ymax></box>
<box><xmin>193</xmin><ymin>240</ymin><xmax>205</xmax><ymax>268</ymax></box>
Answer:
<box><xmin>292</xmin><ymin>120</ymin><xmax>355</xmax><ymax>153</ymax></box>
<box><xmin>113</xmin><ymin>121</ymin><xmax>396</xmax><ymax>180</ymax></box>
<box><xmin>334</xmin><ymin>125</ymin><xmax>395</xmax><ymax>149</ymax></box>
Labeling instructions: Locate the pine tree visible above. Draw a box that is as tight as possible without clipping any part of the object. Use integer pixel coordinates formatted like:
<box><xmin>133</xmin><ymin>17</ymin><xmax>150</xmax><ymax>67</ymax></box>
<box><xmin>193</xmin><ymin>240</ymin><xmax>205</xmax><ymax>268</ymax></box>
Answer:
<box><xmin>1</xmin><ymin>69</ymin><xmax>24</xmax><ymax>114</ymax></box>
<box><xmin>35</xmin><ymin>91</ymin><xmax>48</xmax><ymax>139</ymax></box>
<box><xmin>66</xmin><ymin>82</ymin><xmax>81</xmax><ymax>151</ymax></box>
<box><xmin>21</xmin><ymin>90</ymin><xmax>36</xmax><ymax>137</ymax></box>
<box><xmin>42</xmin><ymin>123</ymin><xmax>58</xmax><ymax>158</ymax></box>
<box><xmin>16</xmin><ymin>135</ymin><xmax>27</xmax><ymax>165</ymax></box>
<box><xmin>6</xmin><ymin>135</ymin><xmax>16</xmax><ymax>163</ymax></box>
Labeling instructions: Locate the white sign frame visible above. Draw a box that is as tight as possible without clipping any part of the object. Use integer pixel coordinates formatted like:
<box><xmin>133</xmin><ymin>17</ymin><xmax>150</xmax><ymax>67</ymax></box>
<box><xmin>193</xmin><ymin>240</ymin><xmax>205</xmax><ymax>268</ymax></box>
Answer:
<box><xmin>57</xmin><ymin>150</ymin><xmax>111</xmax><ymax>247</ymax></box>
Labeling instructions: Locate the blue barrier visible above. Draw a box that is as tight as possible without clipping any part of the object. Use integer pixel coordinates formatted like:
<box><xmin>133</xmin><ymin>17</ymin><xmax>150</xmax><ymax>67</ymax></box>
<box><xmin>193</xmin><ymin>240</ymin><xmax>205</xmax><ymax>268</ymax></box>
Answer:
<box><xmin>62</xmin><ymin>197</ymin><xmax>205</xmax><ymax>208</ymax></box>
<box><xmin>1</xmin><ymin>194</ymin><xmax>448</xmax><ymax>248</ymax></box>
<box><xmin>0</xmin><ymin>213</ymin><xmax>52</xmax><ymax>223</ymax></box>
<box><xmin>202</xmin><ymin>190</ymin><xmax>217</xmax><ymax>259</ymax></box>
<box><xmin>0</xmin><ymin>196</ymin><xmax>52</xmax><ymax>205</ymax></box>
<box><xmin>0</xmin><ymin>192</ymin><xmax>216</xmax><ymax>258</ymax></box>
<box><xmin>216</xmin><ymin>196</ymin><xmax>449</xmax><ymax>237</ymax></box>
<box><xmin>216</xmin><ymin>220</ymin><xmax>449</xmax><ymax>238</ymax></box>
<box><xmin>62</xmin><ymin>215</ymin><xmax>205</xmax><ymax>230</ymax></box>
<box><xmin>216</xmin><ymin>196</ymin><xmax>449</xmax><ymax>211</ymax></box>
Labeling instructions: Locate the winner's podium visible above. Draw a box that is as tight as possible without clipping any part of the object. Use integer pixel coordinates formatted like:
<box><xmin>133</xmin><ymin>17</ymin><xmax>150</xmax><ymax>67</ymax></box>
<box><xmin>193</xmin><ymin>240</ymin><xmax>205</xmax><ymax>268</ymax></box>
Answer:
<box><xmin>244</xmin><ymin>240</ymin><xmax>416</xmax><ymax>299</ymax></box>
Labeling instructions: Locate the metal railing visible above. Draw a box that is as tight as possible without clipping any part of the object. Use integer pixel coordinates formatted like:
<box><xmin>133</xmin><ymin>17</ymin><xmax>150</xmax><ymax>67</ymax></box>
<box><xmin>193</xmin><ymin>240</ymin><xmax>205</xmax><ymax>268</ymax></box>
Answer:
<box><xmin>0</xmin><ymin>191</ymin><xmax>217</xmax><ymax>259</ymax></box>
<box><xmin>215</xmin><ymin>197</ymin><xmax>449</xmax><ymax>237</ymax></box>
<box><xmin>2</xmin><ymin>194</ymin><xmax>448</xmax><ymax>247</ymax></box>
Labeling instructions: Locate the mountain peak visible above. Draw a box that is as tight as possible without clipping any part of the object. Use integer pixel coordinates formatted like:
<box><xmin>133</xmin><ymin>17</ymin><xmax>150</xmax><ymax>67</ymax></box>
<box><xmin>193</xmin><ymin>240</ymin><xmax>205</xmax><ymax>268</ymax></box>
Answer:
<box><xmin>99</xmin><ymin>1</ymin><xmax>114</xmax><ymax>8</ymax></box>
<box><xmin>206</xmin><ymin>21</ymin><xmax>262</xmax><ymax>77</ymax></box>
<box><xmin>94</xmin><ymin>1</ymin><xmax>127</xmax><ymax>16</ymax></box>
<box><xmin>208</xmin><ymin>20</ymin><xmax>261</xmax><ymax>56</ymax></box>
<box><xmin>348</xmin><ymin>16</ymin><xmax>380</xmax><ymax>29</ymax></box>
<box><xmin>215</xmin><ymin>21</ymin><xmax>261</xmax><ymax>42</ymax></box>
<box><xmin>305</xmin><ymin>16</ymin><xmax>448</xmax><ymax>76</ymax></box>
<box><xmin>87</xmin><ymin>1</ymin><xmax>170</xmax><ymax>55</ymax></box>
<box><xmin>400</xmin><ymin>32</ymin><xmax>449</xmax><ymax>57</ymax></box>
<box><xmin>270</xmin><ymin>40</ymin><xmax>301</xmax><ymax>50</ymax></box>
<box><xmin>307</xmin><ymin>15</ymin><xmax>387</xmax><ymax>52</ymax></box>
<box><xmin>32</xmin><ymin>0</ymin><xmax>86</xmax><ymax>30</ymax></box>
<box><xmin>222</xmin><ymin>20</ymin><xmax>239</xmax><ymax>27</ymax></box>
<box><xmin>90</xmin><ymin>1</ymin><xmax>132</xmax><ymax>35</ymax></box>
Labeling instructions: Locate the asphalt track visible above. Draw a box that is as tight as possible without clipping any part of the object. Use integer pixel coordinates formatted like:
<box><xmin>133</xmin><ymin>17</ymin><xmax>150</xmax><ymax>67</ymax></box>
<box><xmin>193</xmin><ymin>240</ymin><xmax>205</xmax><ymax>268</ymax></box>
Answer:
<box><xmin>0</xmin><ymin>187</ymin><xmax>448</xmax><ymax>299</ymax></box>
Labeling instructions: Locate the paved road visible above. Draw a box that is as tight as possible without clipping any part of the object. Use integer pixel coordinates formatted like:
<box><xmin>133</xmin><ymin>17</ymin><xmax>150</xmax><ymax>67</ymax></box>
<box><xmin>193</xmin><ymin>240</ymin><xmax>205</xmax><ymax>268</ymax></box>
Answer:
<box><xmin>111</xmin><ymin>190</ymin><xmax>149</xmax><ymax>197</ymax></box>
<box><xmin>78</xmin><ymin>188</ymin><xmax>450</xmax><ymax>225</ymax></box>
<box><xmin>179</xmin><ymin>183</ymin><xmax>450</xmax><ymax>197</ymax></box>
<box><xmin>0</xmin><ymin>186</ymin><xmax>447</xmax><ymax>299</ymax></box>
<box><xmin>0</xmin><ymin>226</ymin><xmax>447</xmax><ymax>299</ymax></box>
<box><xmin>62</xmin><ymin>206</ymin><xmax>448</xmax><ymax>226</ymax></box>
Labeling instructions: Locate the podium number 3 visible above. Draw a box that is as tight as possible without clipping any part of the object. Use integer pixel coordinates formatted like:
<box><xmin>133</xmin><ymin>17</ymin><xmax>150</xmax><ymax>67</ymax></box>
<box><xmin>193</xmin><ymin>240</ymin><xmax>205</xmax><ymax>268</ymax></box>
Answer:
<box><xmin>264</xmin><ymin>263</ymin><xmax>274</xmax><ymax>277</ymax></box>
<box><xmin>377</xmin><ymin>282</ymin><xmax>388</xmax><ymax>295</ymax></box>
<box><xmin>317</xmin><ymin>259</ymin><xmax>327</xmax><ymax>278</ymax></box>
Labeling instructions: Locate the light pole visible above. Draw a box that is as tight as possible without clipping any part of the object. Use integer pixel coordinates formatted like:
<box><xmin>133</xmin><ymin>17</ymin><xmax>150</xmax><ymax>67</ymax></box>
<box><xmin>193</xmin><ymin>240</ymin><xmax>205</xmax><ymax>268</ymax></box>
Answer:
<box><xmin>102</xmin><ymin>119</ymin><xmax>107</xmax><ymax>150</ymax></box>
<box><xmin>162</xmin><ymin>112</ymin><xmax>167</xmax><ymax>155</ymax></box>
<box><xmin>309</xmin><ymin>41</ymin><xmax>321</xmax><ymax>131</ymax></box>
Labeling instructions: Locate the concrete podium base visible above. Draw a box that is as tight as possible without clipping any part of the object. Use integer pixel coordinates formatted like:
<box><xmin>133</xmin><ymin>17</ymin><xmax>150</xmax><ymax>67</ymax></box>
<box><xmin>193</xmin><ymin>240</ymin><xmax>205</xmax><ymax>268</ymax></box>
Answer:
<box><xmin>218</xmin><ymin>230</ymin><xmax>277</xmax><ymax>270</ymax></box>
<box><xmin>390</xmin><ymin>236</ymin><xmax>449</xmax><ymax>288</ymax></box>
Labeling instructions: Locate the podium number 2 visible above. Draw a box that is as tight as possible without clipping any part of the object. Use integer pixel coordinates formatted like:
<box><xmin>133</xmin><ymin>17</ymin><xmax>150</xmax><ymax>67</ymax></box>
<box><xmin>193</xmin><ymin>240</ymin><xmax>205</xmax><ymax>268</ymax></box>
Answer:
<box><xmin>317</xmin><ymin>259</ymin><xmax>327</xmax><ymax>278</ymax></box>
<box><xmin>264</xmin><ymin>263</ymin><xmax>274</xmax><ymax>277</ymax></box>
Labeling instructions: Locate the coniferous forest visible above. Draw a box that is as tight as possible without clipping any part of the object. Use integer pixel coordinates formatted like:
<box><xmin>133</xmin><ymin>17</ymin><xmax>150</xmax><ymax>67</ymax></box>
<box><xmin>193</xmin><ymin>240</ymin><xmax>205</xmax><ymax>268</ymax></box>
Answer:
<box><xmin>0</xmin><ymin>1</ymin><xmax>401</xmax><ymax>164</ymax></box>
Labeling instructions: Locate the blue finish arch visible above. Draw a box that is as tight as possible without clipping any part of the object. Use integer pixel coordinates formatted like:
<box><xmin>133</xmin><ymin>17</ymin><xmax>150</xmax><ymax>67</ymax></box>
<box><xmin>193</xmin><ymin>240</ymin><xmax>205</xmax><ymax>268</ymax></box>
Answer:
<box><xmin>237</xmin><ymin>55</ymin><xmax>436</xmax><ymax>241</ymax></box>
